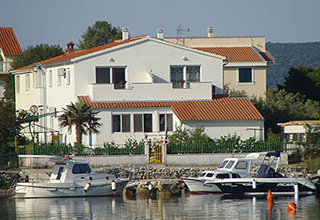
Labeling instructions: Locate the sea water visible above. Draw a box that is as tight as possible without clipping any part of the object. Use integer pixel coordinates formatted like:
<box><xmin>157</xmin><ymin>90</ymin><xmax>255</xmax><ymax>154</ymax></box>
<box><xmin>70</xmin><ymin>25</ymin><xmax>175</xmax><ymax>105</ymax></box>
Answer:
<box><xmin>1</xmin><ymin>193</ymin><xmax>320</xmax><ymax>219</ymax></box>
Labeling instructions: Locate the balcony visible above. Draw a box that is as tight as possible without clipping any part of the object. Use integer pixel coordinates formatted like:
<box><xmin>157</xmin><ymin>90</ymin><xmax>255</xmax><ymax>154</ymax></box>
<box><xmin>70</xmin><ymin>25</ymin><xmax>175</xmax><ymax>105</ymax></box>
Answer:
<box><xmin>88</xmin><ymin>82</ymin><xmax>213</xmax><ymax>102</ymax></box>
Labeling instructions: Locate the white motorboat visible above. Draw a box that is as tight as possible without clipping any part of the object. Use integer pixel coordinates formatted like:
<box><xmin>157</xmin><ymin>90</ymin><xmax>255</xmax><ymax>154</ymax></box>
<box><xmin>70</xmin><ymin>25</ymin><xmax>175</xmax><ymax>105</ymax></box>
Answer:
<box><xmin>14</xmin><ymin>159</ymin><xmax>129</xmax><ymax>198</ymax></box>
<box><xmin>205</xmin><ymin>152</ymin><xmax>317</xmax><ymax>197</ymax></box>
<box><xmin>183</xmin><ymin>153</ymin><xmax>259</xmax><ymax>193</ymax></box>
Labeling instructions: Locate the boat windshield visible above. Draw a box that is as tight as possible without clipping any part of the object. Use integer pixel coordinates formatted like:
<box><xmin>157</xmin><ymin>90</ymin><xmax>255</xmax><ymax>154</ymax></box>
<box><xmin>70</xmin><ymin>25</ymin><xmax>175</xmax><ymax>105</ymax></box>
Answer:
<box><xmin>225</xmin><ymin>161</ymin><xmax>235</xmax><ymax>169</ymax></box>
<box><xmin>218</xmin><ymin>160</ymin><xmax>229</xmax><ymax>168</ymax></box>
<box><xmin>72</xmin><ymin>164</ymin><xmax>92</xmax><ymax>174</ymax></box>
<box><xmin>199</xmin><ymin>172</ymin><xmax>206</xmax><ymax>177</ymax></box>
<box><xmin>206</xmin><ymin>173</ymin><xmax>214</xmax><ymax>177</ymax></box>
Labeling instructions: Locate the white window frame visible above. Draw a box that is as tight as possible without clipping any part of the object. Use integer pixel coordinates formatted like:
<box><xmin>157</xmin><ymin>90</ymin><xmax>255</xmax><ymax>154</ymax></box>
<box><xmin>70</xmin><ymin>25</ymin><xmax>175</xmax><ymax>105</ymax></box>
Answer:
<box><xmin>170</xmin><ymin>65</ymin><xmax>201</xmax><ymax>88</ymax></box>
<box><xmin>95</xmin><ymin>66</ymin><xmax>126</xmax><ymax>84</ymax></box>
<box><xmin>237</xmin><ymin>67</ymin><xmax>254</xmax><ymax>84</ymax></box>
<box><xmin>66</xmin><ymin>68</ymin><xmax>70</xmax><ymax>85</ymax></box>
<box><xmin>133</xmin><ymin>113</ymin><xmax>153</xmax><ymax>133</ymax></box>
<box><xmin>159</xmin><ymin>113</ymin><xmax>173</xmax><ymax>132</ymax></box>
<box><xmin>112</xmin><ymin>113</ymin><xmax>131</xmax><ymax>133</ymax></box>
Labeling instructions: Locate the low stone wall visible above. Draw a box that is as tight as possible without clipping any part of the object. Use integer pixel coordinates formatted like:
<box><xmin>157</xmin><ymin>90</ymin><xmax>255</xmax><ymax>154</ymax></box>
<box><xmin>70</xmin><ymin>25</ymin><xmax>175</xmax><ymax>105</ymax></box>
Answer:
<box><xmin>18</xmin><ymin>152</ymin><xmax>288</xmax><ymax>168</ymax></box>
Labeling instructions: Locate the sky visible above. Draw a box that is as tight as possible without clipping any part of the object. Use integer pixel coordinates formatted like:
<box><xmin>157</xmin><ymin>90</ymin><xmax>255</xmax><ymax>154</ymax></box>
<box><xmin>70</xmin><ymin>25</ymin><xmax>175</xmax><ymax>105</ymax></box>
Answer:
<box><xmin>1</xmin><ymin>0</ymin><xmax>320</xmax><ymax>50</ymax></box>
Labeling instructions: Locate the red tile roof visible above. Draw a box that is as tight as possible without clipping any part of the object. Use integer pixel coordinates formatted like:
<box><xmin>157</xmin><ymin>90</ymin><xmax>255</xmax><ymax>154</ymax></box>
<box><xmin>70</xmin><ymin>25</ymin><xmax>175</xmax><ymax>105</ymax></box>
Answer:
<box><xmin>15</xmin><ymin>36</ymin><xmax>147</xmax><ymax>71</ymax></box>
<box><xmin>0</xmin><ymin>27</ymin><xmax>22</xmax><ymax>56</ymax></box>
<box><xmin>78</xmin><ymin>96</ymin><xmax>264</xmax><ymax>121</ymax></box>
<box><xmin>195</xmin><ymin>47</ymin><xmax>271</xmax><ymax>63</ymax></box>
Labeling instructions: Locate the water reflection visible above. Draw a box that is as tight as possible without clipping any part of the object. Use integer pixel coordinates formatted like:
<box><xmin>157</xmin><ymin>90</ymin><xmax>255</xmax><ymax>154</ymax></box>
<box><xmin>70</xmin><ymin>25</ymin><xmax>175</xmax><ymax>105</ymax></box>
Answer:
<box><xmin>0</xmin><ymin>194</ymin><xmax>319</xmax><ymax>219</ymax></box>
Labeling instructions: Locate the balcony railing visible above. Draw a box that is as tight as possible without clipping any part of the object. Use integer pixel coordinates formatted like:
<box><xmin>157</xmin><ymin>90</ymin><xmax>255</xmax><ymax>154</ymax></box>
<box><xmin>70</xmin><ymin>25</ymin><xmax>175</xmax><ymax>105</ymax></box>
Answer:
<box><xmin>89</xmin><ymin>81</ymin><xmax>213</xmax><ymax>101</ymax></box>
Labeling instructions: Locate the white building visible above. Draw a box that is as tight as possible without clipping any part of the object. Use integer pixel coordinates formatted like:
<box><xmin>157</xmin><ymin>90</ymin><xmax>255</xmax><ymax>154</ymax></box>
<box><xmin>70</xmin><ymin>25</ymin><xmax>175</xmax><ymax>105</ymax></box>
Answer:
<box><xmin>13</xmin><ymin>30</ymin><xmax>264</xmax><ymax>146</ymax></box>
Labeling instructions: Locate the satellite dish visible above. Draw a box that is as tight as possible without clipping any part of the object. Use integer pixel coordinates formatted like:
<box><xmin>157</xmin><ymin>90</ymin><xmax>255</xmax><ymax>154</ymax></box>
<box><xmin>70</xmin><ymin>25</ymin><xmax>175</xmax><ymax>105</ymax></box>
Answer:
<box><xmin>30</xmin><ymin>105</ymin><xmax>38</xmax><ymax>114</ymax></box>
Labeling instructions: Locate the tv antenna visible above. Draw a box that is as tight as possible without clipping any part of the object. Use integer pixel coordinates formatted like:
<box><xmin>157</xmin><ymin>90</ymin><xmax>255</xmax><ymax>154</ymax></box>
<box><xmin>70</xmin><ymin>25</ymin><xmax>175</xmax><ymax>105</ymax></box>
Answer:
<box><xmin>176</xmin><ymin>25</ymin><xmax>190</xmax><ymax>45</ymax></box>
<box><xmin>176</xmin><ymin>25</ymin><xmax>190</xmax><ymax>38</ymax></box>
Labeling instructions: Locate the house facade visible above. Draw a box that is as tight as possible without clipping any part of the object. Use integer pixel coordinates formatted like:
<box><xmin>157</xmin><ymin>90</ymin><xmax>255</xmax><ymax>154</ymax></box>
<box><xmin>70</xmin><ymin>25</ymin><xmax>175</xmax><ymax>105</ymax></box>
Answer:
<box><xmin>165</xmin><ymin>28</ymin><xmax>274</xmax><ymax>98</ymax></box>
<box><xmin>0</xmin><ymin>27</ymin><xmax>22</xmax><ymax>97</ymax></box>
<box><xmin>13</xmin><ymin>30</ymin><xmax>264</xmax><ymax>146</ymax></box>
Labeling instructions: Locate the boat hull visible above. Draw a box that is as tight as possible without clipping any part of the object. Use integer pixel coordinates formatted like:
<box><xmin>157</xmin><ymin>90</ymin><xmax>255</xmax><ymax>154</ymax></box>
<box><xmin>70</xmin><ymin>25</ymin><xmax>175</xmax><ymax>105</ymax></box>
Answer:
<box><xmin>183</xmin><ymin>178</ymin><xmax>220</xmax><ymax>193</ymax></box>
<box><xmin>210</xmin><ymin>178</ymin><xmax>316</xmax><ymax>197</ymax></box>
<box><xmin>14</xmin><ymin>180</ymin><xmax>129</xmax><ymax>198</ymax></box>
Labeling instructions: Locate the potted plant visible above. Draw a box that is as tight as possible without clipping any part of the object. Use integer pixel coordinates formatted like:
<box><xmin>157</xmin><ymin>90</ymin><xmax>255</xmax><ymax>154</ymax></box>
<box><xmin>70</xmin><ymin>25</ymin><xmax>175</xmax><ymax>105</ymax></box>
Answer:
<box><xmin>178</xmin><ymin>80</ymin><xmax>185</xmax><ymax>86</ymax></box>
<box><xmin>119</xmin><ymin>81</ymin><xmax>126</xmax><ymax>88</ymax></box>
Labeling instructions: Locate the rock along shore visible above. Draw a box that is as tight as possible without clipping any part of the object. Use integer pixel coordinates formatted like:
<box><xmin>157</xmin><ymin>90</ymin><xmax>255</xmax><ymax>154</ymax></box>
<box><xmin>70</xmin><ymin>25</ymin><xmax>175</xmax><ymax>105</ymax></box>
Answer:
<box><xmin>1</xmin><ymin>164</ymin><xmax>319</xmax><ymax>197</ymax></box>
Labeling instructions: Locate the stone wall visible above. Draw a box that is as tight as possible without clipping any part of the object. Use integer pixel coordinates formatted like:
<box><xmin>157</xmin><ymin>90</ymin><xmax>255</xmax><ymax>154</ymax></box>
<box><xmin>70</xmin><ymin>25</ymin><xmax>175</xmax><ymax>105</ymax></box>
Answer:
<box><xmin>18</xmin><ymin>152</ymin><xmax>288</xmax><ymax>168</ymax></box>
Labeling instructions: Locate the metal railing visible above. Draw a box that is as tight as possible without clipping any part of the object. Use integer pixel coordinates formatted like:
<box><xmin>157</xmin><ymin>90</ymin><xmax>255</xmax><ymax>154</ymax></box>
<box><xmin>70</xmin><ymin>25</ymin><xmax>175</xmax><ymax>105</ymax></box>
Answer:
<box><xmin>167</xmin><ymin>141</ymin><xmax>285</xmax><ymax>154</ymax></box>
<box><xmin>17</xmin><ymin>143</ymin><xmax>145</xmax><ymax>156</ymax></box>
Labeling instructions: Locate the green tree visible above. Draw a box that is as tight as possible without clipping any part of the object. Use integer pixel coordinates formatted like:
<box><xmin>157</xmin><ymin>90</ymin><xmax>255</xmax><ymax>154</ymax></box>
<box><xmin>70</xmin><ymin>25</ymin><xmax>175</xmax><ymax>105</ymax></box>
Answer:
<box><xmin>167</xmin><ymin>125</ymin><xmax>212</xmax><ymax>143</ymax></box>
<box><xmin>12</xmin><ymin>44</ymin><xmax>64</xmax><ymax>70</ymax></box>
<box><xmin>278</xmin><ymin>66</ymin><xmax>320</xmax><ymax>101</ymax></box>
<box><xmin>0</xmin><ymin>100</ymin><xmax>19</xmax><ymax>152</ymax></box>
<box><xmin>58</xmin><ymin>102</ymin><xmax>101</xmax><ymax>145</ymax></box>
<box><xmin>78</xmin><ymin>21</ymin><xmax>122</xmax><ymax>50</ymax></box>
<box><xmin>251</xmin><ymin>89</ymin><xmax>320</xmax><ymax>135</ymax></box>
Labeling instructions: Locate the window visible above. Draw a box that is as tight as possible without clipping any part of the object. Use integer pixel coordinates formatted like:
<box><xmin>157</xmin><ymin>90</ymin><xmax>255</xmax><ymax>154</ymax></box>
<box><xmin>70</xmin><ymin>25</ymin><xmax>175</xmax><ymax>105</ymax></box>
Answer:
<box><xmin>48</xmin><ymin>70</ymin><xmax>52</xmax><ymax>87</ymax></box>
<box><xmin>218</xmin><ymin>160</ymin><xmax>228</xmax><ymax>168</ymax></box>
<box><xmin>170</xmin><ymin>65</ymin><xmax>200</xmax><ymax>88</ymax></box>
<box><xmin>72</xmin><ymin>164</ymin><xmax>91</xmax><ymax>174</ymax></box>
<box><xmin>216</xmin><ymin>173</ymin><xmax>230</xmax><ymax>179</ymax></box>
<box><xmin>57</xmin><ymin>70</ymin><xmax>61</xmax><ymax>86</ymax></box>
<box><xmin>159</xmin><ymin>113</ymin><xmax>173</xmax><ymax>132</ymax></box>
<box><xmin>225</xmin><ymin>161</ymin><xmax>235</xmax><ymax>169</ymax></box>
<box><xmin>56</xmin><ymin>167</ymin><xmax>64</xmax><ymax>180</ymax></box>
<box><xmin>113</xmin><ymin>67</ymin><xmax>126</xmax><ymax>89</ymax></box>
<box><xmin>112</xmin><ymin>114</ymin><xmax>130</xmax><ymax>133</ymax></box>
<box><xmin>95</xmin><ymin>67</ymin><xmax>126</xmax><ymax>89</ymax></box>
<box><xmin>134</xmin><ymin>114</ymin><xmax>142</xmax><ymax>132</ymax></box>
<box><xmin>16</xmin><ymin>76</ymin><xmax>20</xmax><ymax>93</ymax></box>
<box><xmin>66</xmin><ymin>68</ymin><xmax>70</xmax><ymax>85</ymax></box>
<box><xmin>235</xmin><ymin>161</ymin><xmax>248</xmax><ymax>169</ymax></box>
<box><xmin>186</xmin><ymin>66</ymin><xmax>200</xmax><ymax>82</ymax></box>
<box><xmin>238</xmin><ymin>68</ymin><xmax>253</xmax><ymax>83</ymax></box>
<box><xmin>96</xmin><ymin>67</ymin><xmax>110</xmax><ymax>84</ymax></box>
<box><xmin>25</xmin><ymin>74</ymin><xmax>30</xmax><ymax>91</ymax></box>
<box><xmin>206</xmin><ymin>173</ymin><xmax>214</xmax><ymax>177</ymax></box>
<box><xmin>134</xmin><ymin>113</ymin><xmax>153</xmax><ymax>132</ymax></box>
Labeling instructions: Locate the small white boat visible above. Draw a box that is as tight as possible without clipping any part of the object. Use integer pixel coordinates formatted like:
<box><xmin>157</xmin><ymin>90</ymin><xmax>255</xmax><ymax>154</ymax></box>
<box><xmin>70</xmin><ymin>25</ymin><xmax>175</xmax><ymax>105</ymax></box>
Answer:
<box><xmin>183</xmin><ymin>153</ymin><xmax>259</xmax><ymax>193</ymax></box>
<box><xmin>205</xmin><ymin>152</ymin><xmax>317</xmax><ymax>197</ymax></box>
<box><xmin>14</xmin><ymin>159</ymin><xmax>129</xmax><ymax>198</ymax></box>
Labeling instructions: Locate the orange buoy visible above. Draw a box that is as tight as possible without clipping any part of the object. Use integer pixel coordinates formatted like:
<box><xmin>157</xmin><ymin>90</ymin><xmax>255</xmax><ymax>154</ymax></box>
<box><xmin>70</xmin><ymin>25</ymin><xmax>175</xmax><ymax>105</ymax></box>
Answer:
<box><xmin>267</xmin><ymin>189</ymin><xmax>274</xmax><ymax>200</ymax></box>
<box><xmin>288</xmin><ymin>202</ymin><xmax>296</xmax><ymax>213</ymax></box>
<box><xmin>267</xmin><ymin>199</ymin><xmax>273</xmax><ymax>211</ymax></box>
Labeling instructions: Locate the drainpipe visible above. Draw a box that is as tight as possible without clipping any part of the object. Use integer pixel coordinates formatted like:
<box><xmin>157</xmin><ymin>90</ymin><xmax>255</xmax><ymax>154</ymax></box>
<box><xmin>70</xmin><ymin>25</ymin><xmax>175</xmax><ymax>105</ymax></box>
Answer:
<box><xmin>33</xmin><ymin>64</ymin><xmax>47</xmax><ymax>144</ymax></box>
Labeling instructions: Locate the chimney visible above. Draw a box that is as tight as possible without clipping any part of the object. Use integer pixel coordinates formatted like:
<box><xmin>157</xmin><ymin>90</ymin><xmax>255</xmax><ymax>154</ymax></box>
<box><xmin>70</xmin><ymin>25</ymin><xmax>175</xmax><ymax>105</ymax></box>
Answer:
<box><xmin>66</xmin><ymin>40</ymin><xmax>75</xmax><ymax>53</ymax></box>
<box><xmin>208</xmin><ymin>27</ymin><xmax>214</xmax><ymax>38</ymax></box>
<box><xmin>122</xmin><ymin>27</ymin><xmax>129</xmax><ymax>41</ymax></box>
<box><xmin>157</xmin><ymin>28</ymin><xmax>164</xmax><ymax>40</ymax></box>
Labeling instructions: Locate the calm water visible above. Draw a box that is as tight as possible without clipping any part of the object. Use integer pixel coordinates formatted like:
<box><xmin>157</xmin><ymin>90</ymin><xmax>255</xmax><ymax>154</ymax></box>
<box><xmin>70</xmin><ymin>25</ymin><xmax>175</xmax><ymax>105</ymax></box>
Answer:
<box><xmin>1</xmin><ymin>193</ymin><xmax>320</xmax><ymax>219</ymax></box>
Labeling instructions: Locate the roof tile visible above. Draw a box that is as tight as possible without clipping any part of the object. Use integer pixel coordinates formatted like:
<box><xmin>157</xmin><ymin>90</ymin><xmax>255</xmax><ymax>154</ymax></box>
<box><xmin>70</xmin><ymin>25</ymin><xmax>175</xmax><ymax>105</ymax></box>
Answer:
<box><xmin>0</xmin><ymin>27</ymin><xmax>22</xmax><ymax>56</ymax></box>
<box><xmin>195</xmin><ymin>47</ymin><xmax>269</xmax><ymax>63</ymax></box>
<box><xmin>78</xmin><ymin>96</ymin><xmax>264</xmax><ymax>121</ymax></box>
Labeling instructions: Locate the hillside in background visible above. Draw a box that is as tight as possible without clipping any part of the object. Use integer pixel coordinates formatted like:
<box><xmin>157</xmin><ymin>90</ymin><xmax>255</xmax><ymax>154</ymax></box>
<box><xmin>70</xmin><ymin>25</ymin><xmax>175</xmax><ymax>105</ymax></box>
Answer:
<box><xmin>266</xmin><ymin>42</ymin><xmax>320</xmax><ymax>86</ymax></box>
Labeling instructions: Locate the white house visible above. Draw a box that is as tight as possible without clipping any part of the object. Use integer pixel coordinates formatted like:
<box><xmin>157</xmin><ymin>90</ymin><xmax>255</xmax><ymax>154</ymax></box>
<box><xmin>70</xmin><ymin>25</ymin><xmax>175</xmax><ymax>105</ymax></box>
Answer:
<box><xmin>13</xmin><ymin>29</ymin><xmax>264</xmax><ymax>146</ymax></box>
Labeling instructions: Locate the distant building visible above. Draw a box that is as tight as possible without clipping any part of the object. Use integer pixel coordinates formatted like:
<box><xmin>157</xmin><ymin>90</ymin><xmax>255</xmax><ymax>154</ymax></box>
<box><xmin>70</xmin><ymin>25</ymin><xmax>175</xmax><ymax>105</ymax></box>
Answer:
<box><xmin>278</xmin><ymin>120</ymin><xmax>320</xmax><ymax>148</ymax></box>
<box><xmin>12</xmin><ymin>29</ymin><xmax>264</xmax><ymax>146</ymax></box>
<box><xmin>0</xmin><ymin>27</ymin><xmax>22</xmax><ymax>98</ymax></box>
<box><xmin>165</xmin><ymin>27</ymin><xmax>274</xmax><ymax>98</ymax></box>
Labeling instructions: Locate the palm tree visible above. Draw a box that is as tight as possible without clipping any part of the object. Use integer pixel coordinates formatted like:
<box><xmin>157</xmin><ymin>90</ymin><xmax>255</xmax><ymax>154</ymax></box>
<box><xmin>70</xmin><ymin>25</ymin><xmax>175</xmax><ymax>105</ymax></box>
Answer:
<box><xmin>58</xmin><ymin>102</ymin><xmax>101</xmax><ymax>145</ymax></box>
